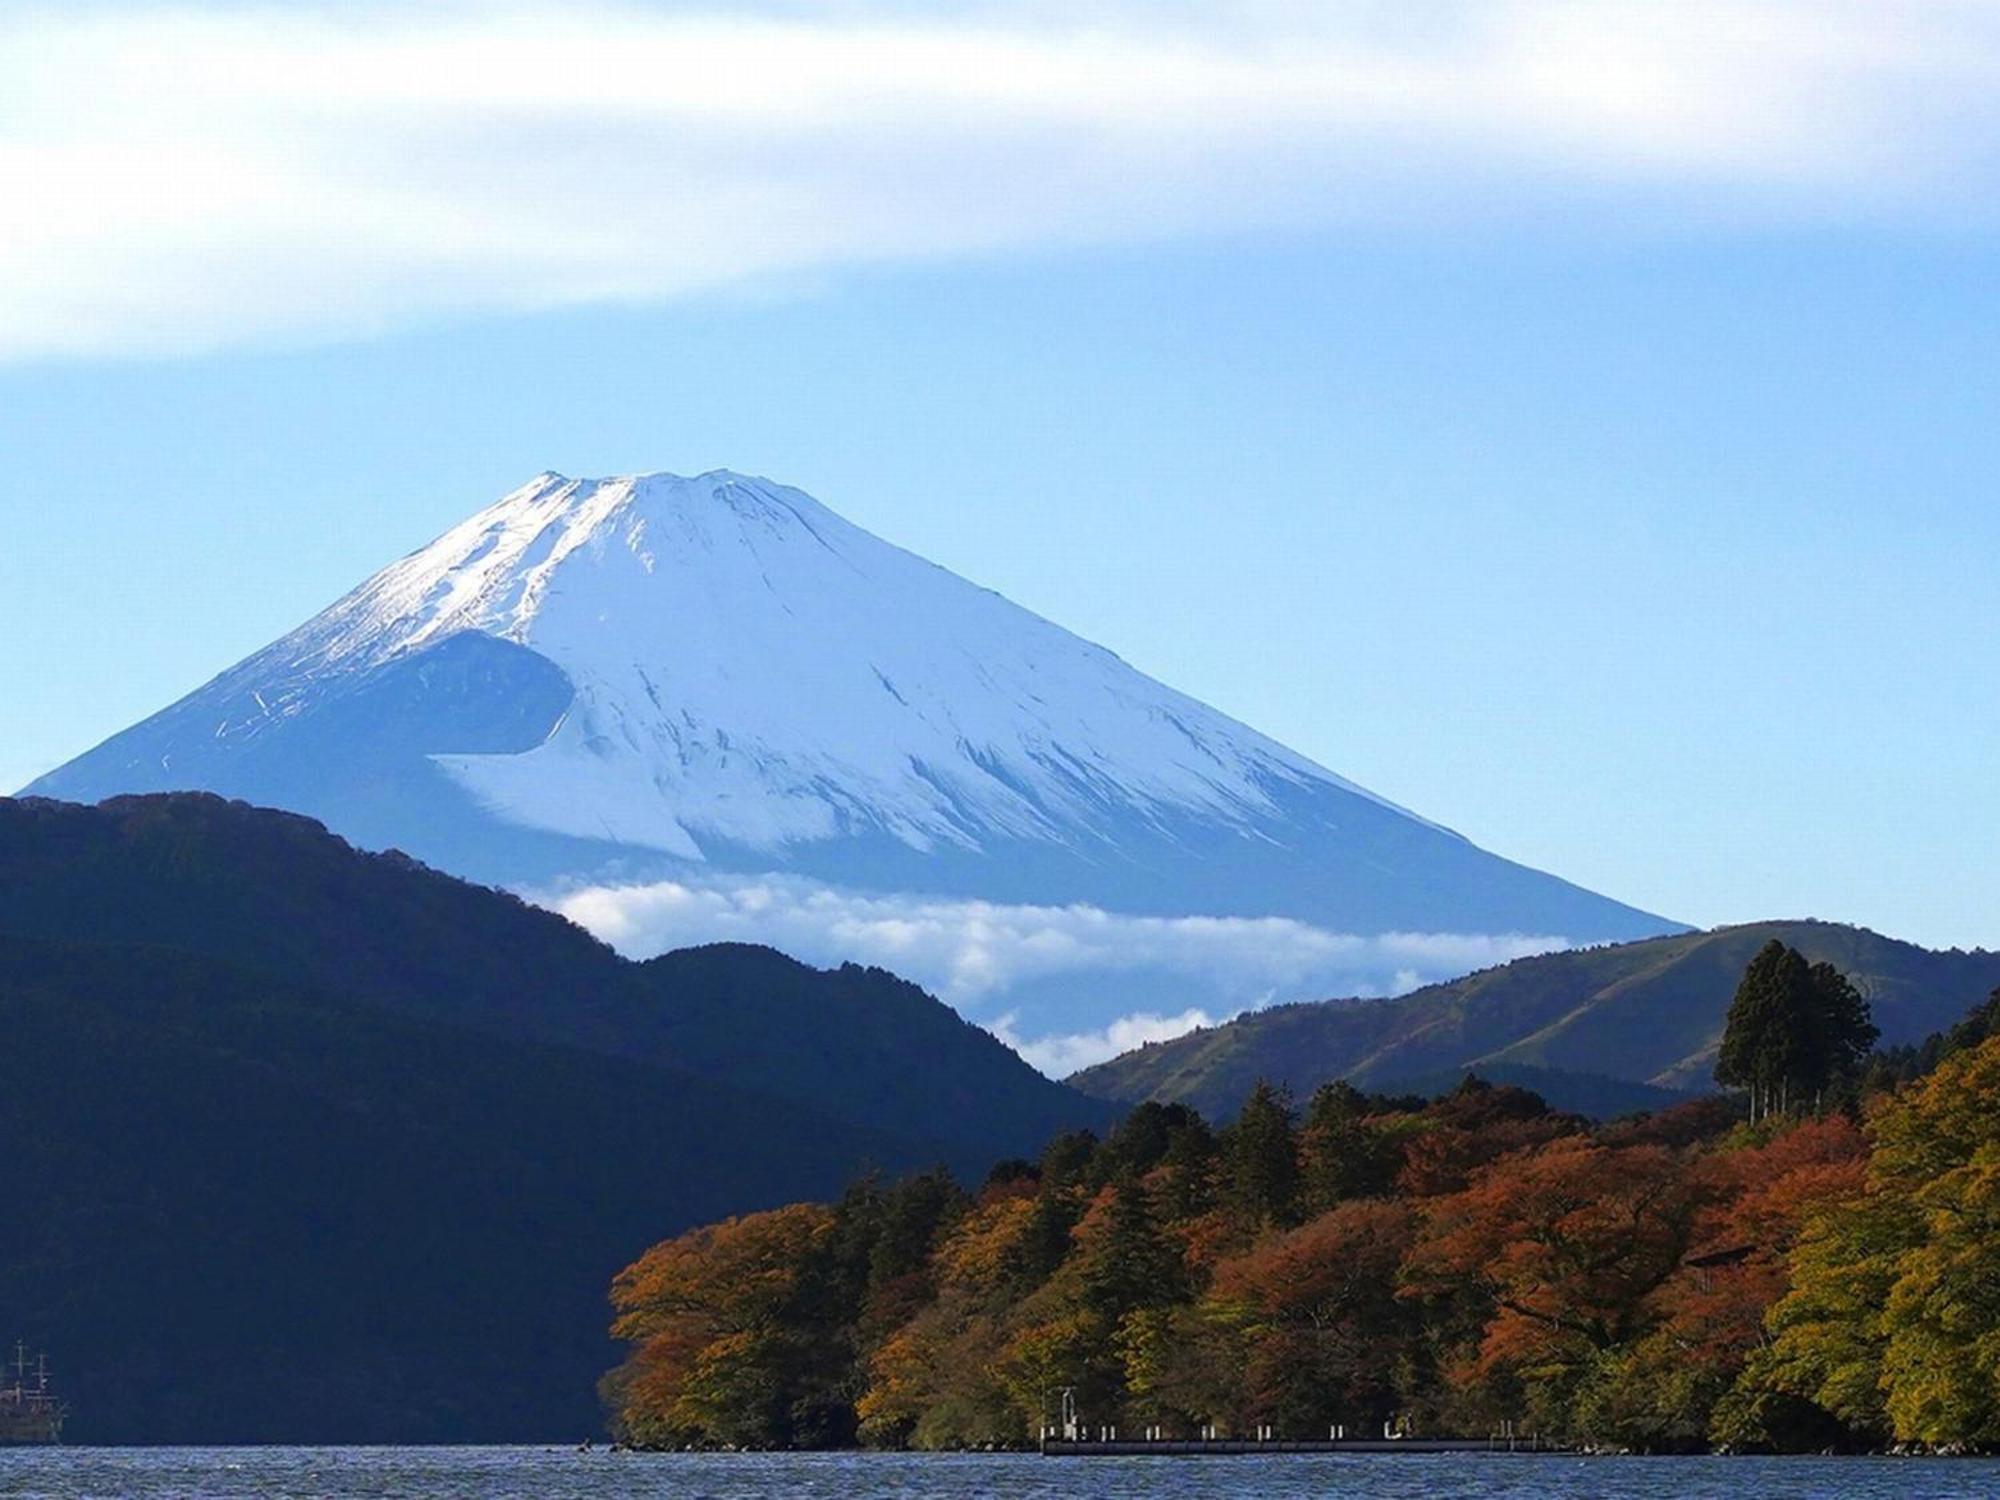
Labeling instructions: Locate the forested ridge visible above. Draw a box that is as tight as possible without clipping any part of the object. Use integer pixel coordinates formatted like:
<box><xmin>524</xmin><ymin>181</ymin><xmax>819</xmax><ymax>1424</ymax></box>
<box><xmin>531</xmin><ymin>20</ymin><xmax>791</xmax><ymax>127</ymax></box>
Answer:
<box><xmin>0</xmin><ymin>794</ymin><xmax>1110</xmax><ymax>1159</ymax></box>
<box><xmin>0</xmin><ymin>793</ymin><xmax>1110</xmax><ymax>1440</ymax></box>
<box><xmin>605</xmin><ymin>953</ymin><xmax>2000</xmax><ymax>1454</ymax></box>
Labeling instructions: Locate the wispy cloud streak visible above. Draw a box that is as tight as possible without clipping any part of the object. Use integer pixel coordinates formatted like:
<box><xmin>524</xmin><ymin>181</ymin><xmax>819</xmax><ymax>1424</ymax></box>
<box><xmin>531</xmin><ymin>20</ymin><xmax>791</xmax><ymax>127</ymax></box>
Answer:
<box><xmin>6</xmin><ymin>1</ymin><xmax>1999</xmax><ymax>358</ymax></box>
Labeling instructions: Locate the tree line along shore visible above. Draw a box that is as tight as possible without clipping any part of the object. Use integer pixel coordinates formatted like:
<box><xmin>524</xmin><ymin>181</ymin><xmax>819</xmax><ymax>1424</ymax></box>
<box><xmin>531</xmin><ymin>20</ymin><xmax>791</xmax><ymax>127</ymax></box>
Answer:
<box><xmin>602</xmin><ymin>941</ymin><xmax>2000</xmax><ymax>1455</ymax></box>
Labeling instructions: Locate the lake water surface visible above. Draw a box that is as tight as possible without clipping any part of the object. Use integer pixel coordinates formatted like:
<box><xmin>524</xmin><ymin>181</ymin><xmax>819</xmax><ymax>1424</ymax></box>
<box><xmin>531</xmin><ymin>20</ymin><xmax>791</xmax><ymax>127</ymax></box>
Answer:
<box><xmin>3</xmin><ymin>1447</ymin><xmax>1996</xmax><ymax>1498</ymax></box>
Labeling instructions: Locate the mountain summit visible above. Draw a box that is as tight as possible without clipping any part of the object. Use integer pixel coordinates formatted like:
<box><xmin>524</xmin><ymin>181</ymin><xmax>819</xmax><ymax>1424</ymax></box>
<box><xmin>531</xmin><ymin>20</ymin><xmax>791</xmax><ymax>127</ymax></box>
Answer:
<box><xmin>26</xmin><ymin>470</ymin><xmax>1676</xmax><ymax>1035</ymax></box>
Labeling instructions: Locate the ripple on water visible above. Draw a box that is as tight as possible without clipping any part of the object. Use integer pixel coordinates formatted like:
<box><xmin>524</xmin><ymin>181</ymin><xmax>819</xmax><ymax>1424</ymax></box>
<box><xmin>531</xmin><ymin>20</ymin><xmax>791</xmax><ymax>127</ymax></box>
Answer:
<box><xmin>1</xmin><ymin>1447</ymin><xmax>1996</xmax><ymax>1500</ymax></box>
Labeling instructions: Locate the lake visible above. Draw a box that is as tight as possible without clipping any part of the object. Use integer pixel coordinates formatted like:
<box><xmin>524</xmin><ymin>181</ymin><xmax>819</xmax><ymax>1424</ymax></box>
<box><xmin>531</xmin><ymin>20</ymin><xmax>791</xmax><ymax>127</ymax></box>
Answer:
<box><xmin>2</xmin><ymin>1448</ymin><xmax>1996</xmax><ymax>1498</ymax></box>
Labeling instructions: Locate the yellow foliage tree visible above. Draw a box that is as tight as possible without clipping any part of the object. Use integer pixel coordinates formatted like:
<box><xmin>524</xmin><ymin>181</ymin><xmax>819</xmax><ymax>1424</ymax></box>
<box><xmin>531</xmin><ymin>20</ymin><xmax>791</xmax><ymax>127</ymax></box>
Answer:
<box><xmin>1729</xmin><ymin>1035</ymin><xmax>2000</xmax><ymax>1449</ymax></box>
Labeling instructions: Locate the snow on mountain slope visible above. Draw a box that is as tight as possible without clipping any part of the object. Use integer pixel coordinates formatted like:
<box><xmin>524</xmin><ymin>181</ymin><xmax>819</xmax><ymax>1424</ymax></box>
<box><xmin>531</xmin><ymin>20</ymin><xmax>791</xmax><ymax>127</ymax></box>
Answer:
<box><xmin>23</xmin><ymin>469</ymin><xmax>1680</xmax><ymax>1042</ymax></box>
<box><xmin>340</xmin><ymin>470</ymin><xmax>1420</xmax><ymax>860</ymax></box>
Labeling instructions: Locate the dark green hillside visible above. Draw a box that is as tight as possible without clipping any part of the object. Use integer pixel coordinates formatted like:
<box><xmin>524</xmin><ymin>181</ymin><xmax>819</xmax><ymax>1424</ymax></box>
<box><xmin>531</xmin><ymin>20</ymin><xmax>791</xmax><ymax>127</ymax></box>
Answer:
<box><xmin>1073</xmin><ymin>921</ymin><xmax>2000</xmax><ymax>1119</ymax></box>
<box><xmin>633</xmin><ymin>942</ymin><xmax>1093</xmax><ymax>1162</ymax></box>
<box><xmin>0</xmin><ymin>794</ymin><xmax>1109</xmax><ymax>1158</ymax></box>
<box><xmin>0</xmin><ymin>939</ymin><xmax>924</xmax><ymax>1442</ymax></box>
<box><xmin>0</xmin><ymin>793</ymin><xmax>1114</xmax><ymax>1440</ymax></box>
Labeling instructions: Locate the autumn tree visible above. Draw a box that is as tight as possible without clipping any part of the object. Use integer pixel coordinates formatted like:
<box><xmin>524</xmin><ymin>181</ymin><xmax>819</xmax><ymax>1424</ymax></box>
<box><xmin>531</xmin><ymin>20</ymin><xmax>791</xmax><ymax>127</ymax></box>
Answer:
<box><xmin>606</xmin><ymin>1017</ymin><xmax>2000</xmax><ymax>1453</ymax></box>
<box><xmin>1394</xmin><ymin>1077</ymin><xmax>1578</xmax><ymax>1198</ymax></box>
<box><xmin>1714</xmin><ymin>1192</ymin><xmax>1914</xmax><ymax>1450</ymax></box>
<box><xmin>857</xmin><ymin>1191</ymin><xmax>1039</xmax><ymax>1448</ymax></box>
<box><xmin>1594</xmin><ymin>1115</ymin><xmax>1867</xmax><ymax>1450</ymax></box>
<box><xmin>1404</xmin><ymin>1137</ymin><xmax>1706</xmax><ymax>1436</ymax></box>
<box><xmin>1733</xmin><ymin>1034</ymin><xmax>2000</xmax><ymax>1449</ymax></box>
<box><xmin>605</xmin><ymin>1203</ymin><xmax>837</xmax><ymax>1447</ymax></box>
<box><xmin>1207</xmin><ymin>1199</ymin><xmax>1416</xmax><ymax>1433</ymax></box>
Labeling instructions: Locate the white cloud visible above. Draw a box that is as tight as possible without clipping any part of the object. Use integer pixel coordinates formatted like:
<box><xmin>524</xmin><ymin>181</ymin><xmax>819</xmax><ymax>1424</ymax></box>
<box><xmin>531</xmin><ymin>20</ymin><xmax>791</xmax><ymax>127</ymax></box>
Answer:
<box><xmin>545</xmin><ymin>870</ymin><xmax>1568</xmax><ymax>1072</ymax></box>
<box><xmin>988</xmin><ymin>1006</ymin><xmax>1222</xmax><ymax>1077</ymax></box>
<box><xmin>5</xmin><ymin>1</ymin><xmax>1998</xmax><ymax>359</ymax></box>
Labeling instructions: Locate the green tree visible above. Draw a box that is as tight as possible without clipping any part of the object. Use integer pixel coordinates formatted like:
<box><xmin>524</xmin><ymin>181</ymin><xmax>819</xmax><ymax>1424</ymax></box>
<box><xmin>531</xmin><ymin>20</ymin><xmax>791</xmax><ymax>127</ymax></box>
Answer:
<box><xmin>1941</xmin><ymin>986</ymin><xmax>2000</xmax><ymax>1057</ymax></box>
<box><xmin>1224</xmin><ymin>1081</ymin><xmax>1299</xmax><ymax>1229</ymax></box>
<box><xmin>1298</xmin><ymin>1080</ymin><xmax>1395</xmax><ymax>1213</ymax></box>
<box><xmin>1716</xmin><ymin>943</ymin><xmax>1872</xmax><ymax>1119</ymax></box>
<box><xmin>1717</xmin><ymin>941</ymin><xmax>1809</xmax><ymax>1120</ymax></box>
<box><xmin>1099</xmin><ymin>1102</ymin><xmax>1202</xmax><ymax>1181</ymax></box>
<box><xmin>1006</xmin><ymin>1182</ymin><xmax>1082</xmax><ymax>1293</ymax></box>
<box><xmin>1867</xmin><ymin>985</ymin><xmax>2000</xmax><ymax>1091</ymax></box>
<box><xmin>1157</xmin><ymin>1111</ymin><xmax>1219</xmax><ymax>1221</ymax></box>
<box><xmin>1800</xmin><ymin>961</ymin><xmax>1878</xmax><ymax>1109</ymax></box>
<box><xmin>867</xmin><ymin>1168</ymin><xmax>966</xmax><ymax>1289</ymax></box>
<box><xmin>1081</xmin><ymin>1175</ymin><xmax>1186</xmax><ymax>1323</ymax></box>
<box><xmin>1728</xmin><ymin>1035</ymin><xmax>2000</xmax><ymax>1449</ymax></box>
<box><xmin>1869</xmin><ymin>1036</ymin><xmax>2000</xmax><ymax>1445</ymax></box>
<box><xmin>1038</xmin><ymin>1128</ymin><xmax>1100</xmax><ymax>1187</ymax></box>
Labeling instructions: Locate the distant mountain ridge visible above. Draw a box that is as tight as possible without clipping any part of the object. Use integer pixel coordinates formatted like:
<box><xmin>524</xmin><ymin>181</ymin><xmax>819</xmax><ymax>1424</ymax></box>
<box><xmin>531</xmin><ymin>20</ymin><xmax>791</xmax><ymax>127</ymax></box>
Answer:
<box><xmin>1072</xmin><ymin>920</ymin><xmax>2000</xmax><ymax>1120</ymax></box>
<box><xmin>24</xmin><ymin>469</ymin><xmax>1677</xmax><ymax>1037</ymax></box>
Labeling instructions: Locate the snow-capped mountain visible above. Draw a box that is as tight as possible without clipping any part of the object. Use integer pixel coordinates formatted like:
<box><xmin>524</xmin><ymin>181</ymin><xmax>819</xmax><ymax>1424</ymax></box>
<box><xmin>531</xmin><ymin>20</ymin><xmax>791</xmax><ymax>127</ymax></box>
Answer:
<box><xmin>25</xmin><ymin>470</ymin><xmax>1677</xmax><ymax>1042</ymax></box>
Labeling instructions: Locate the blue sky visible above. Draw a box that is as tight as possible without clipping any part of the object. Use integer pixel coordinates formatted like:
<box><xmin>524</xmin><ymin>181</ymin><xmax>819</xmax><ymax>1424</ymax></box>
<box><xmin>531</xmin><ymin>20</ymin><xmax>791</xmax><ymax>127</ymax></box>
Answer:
<box><xmin>4</xmin><ymin>1</ymin><xmax>1997</xmax><ymax>952</ymax></box>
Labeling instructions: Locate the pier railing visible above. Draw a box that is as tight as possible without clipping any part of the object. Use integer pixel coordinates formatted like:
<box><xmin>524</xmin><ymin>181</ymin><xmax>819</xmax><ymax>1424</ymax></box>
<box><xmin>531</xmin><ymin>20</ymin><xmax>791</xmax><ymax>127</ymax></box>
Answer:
<box><xmin>1038</xmin><ymin>1428</ymin><xmax>1558</xmax><ymax>1457</ymax></box>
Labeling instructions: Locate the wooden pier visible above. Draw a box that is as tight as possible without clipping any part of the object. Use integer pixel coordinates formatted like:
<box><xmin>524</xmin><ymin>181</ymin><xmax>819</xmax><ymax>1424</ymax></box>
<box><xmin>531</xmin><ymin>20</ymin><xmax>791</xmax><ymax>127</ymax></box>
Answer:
<box><xmin>1041</xmin><ymin>1436</ymin><xmax>1563</xmax><ymax>1457</ymax></box>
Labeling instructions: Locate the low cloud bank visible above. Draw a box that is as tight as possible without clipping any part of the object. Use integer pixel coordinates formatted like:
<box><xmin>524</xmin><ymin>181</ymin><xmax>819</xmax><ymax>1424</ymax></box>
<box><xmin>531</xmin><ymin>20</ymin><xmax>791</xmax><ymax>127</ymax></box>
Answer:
<box><xmin>546</xmin><ymin>873</ymin><xmax>1567</xmax><ymax>1074</ymax></box>
<box><xmin>987</xmin><ymin>1008</ymin><xmax>1223</xmax><ymax>1079</ymax></box>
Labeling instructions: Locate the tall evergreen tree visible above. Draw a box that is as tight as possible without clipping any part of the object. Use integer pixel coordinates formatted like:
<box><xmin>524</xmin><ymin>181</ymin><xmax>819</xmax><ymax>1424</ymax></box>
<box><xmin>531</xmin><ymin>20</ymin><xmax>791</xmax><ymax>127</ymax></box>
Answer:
<box><xmin>1298</xmin><ymin>1079</ymin><xmax>1393</xmax><ymax>1214</ymax></box>
<box><xmin>1717</xmin><ymin>943</ymin><xmax>1876</xmax><ymax>1118</ymax></box>
<box><xmin>867</xmin><ymin>1169</ymin><xmax>966</xmax><ymax>1289</ymax></box>
<box><xmin>1800</xmin><ymin>961</ymin><xmax>1878</xmax><ymax>1109</ymax></box>
<box><xmin>1081</xmin><ymin>1174</ymin><xmax>1186</xmax><ymax>1322</ymax></box>
<box><xmin>1157</xmin><ymin>1111</ymin><xmax>1219</xmax><ymax>1222</ymax></box>
<box><xmin>1716</xmin><ymin>940</ymin><xmax>1811</xmax><ymax>1120</ymax></box>
<box><xmin>1039</xmin><ymin>1129</ymin><xmax>1100</xmax><ymax>1188</ymax></box>
<box><xmin>1009</xmin><ymin>1182</ymin><xmax>1083</xmax><ymax>1293</ymax></box>
<box><xmin>1100</xmin><ymin>1102</ymin><xmax>1203</xmax><ymax>1182</ymax></box>
<box><xmin>1225</xmin><ymin>1080</ymin><xmax>1299</xmax><ymax>1228</ymax></box>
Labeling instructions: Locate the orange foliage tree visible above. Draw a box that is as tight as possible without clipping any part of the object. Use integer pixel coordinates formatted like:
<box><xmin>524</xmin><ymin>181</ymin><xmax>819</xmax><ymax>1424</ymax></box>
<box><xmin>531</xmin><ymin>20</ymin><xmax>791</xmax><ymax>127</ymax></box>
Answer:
<box><xmin>605</xmin><ymin>1203</ymin><xmax>835</xmax><ymax>1447</ymax></box>
<box><xmin>600</xmin><ymin>986</ymin><xmax>1995</xmax><ymax>1456</ymax></box>
<box><xmin>1404</xmin><ymin>1137</ymin><xmax>1707</xmax><ymax>1435</ymax></box>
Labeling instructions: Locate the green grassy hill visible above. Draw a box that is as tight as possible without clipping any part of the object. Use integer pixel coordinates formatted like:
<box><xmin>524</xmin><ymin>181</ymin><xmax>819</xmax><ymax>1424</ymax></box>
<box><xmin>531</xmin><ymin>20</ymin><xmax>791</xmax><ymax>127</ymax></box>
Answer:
<box><xmin>1071</xmin><ymin>921</ymin><xmax>2000</xmax><ymax>1120</ymax></box>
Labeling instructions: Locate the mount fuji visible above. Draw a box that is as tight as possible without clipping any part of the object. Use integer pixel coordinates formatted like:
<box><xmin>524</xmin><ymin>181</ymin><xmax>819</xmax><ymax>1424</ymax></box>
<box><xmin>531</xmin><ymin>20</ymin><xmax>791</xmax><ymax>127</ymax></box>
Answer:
<box><xmin>25</xmin><ymin>470</ymin><xmax>1677</xmax><ymax>1053</ymax></box>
